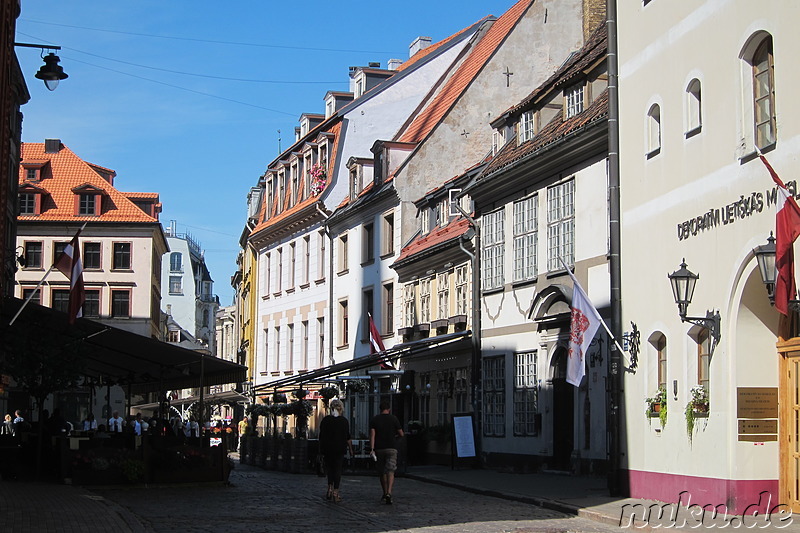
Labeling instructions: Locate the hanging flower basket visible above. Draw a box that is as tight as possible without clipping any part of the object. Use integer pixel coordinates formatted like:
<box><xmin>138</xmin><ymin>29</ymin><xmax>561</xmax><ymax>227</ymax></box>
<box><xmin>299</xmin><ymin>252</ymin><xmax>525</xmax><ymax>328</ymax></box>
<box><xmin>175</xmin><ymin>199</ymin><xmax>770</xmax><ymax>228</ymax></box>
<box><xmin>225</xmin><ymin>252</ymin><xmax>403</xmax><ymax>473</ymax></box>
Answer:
<box><xmin>309</xmin><ymin>164</ymin><xmax>327</xmax><ymax>196</ymax></box>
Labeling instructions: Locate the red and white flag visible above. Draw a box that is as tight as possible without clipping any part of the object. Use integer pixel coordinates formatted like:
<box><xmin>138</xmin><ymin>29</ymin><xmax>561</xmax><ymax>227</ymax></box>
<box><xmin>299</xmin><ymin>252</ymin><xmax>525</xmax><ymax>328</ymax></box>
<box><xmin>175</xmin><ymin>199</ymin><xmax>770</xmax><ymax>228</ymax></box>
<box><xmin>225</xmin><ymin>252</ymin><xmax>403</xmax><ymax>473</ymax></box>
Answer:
<box><xmin>368</xmin><ymin>313</ymin><xmax>394</xmax><ymax>369</ymax></box>
<box><xmin>565</xmin><ymin>268</ymin><xmax>602</xmax><ymax>387</ymax></box>
<box><xmin>54</xmin><ymin>229</ymin><xmax>85</xmax><ymax>324</ymax></box>
<box><xmin>761</xmin><ymin>155</ymin><xmax>800</xmax><ymax>315</ymax></box>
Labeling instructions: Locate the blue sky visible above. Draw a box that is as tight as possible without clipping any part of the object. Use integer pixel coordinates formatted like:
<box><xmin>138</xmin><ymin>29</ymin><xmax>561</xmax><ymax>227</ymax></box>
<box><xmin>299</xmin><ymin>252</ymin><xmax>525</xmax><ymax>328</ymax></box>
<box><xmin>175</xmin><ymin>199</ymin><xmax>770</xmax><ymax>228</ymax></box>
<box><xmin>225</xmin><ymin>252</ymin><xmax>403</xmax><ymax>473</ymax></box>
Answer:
<box><xmin>16</xmin><ymin>1</ymin><xmax>514</xmax><ymax>305</ymax></box>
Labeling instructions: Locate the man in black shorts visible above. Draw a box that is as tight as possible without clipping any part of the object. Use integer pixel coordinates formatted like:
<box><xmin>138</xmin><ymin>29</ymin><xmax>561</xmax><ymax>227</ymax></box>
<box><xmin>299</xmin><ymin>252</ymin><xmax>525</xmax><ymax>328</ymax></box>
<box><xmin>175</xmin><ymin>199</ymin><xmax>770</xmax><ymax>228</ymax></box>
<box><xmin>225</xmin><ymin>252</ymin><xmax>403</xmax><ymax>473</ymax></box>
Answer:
<box><xmin>369</xmin><ymin>400</ymin><xmax>404</xmax><ymax>504</ymax></box>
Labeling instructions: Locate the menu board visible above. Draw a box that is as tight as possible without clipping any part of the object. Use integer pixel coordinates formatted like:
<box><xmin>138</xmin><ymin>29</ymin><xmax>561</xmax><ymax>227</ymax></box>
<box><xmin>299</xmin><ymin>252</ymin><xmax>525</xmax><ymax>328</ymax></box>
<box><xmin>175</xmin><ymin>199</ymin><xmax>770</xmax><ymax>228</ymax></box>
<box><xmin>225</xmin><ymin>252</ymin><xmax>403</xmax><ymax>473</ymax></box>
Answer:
<box><xmin>452</xmin><ymin>415</ymin><xmax>476</xmax><ymax>458</ymax></box>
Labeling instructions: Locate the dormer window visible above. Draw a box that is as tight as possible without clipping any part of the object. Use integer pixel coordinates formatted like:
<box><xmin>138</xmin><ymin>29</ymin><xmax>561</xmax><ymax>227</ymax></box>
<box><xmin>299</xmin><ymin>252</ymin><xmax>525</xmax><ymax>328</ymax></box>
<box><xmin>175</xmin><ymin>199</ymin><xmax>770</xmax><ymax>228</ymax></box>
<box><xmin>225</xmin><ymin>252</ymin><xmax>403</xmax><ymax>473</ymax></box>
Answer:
<box><xmin>19</xmin><ymin>193</ymin><xmax>36</xmax><ymax>215</ymax></box>
<box><xmin>565</xmin><ymin>83</ymin><xmax>585</xmax><ymax>118</ymax></box>
<box><xmin>79</xmin><ymin>193</ymin><xmax>96</xmax><ymax>215</ymax></box>
<box><xmin>72</xmin><ymin>184</ymin><xmax>104</xmax><ymax>217</ymax></box>
<box><xmin>420</xmin><ymin>207</ymin><xmax>430</xmax><ymax>235</ymax></box>
<box><xmin>21</xmin><ymin>161</ymin><xmax>46</xmax><ymax>181</ymax></box>
<box><xmin>492</xmin><ymin>130</ymin><xmax>504</xmax><ymax>155</ymax></box>
<box><xmin>518</xmin><ymin>110</ymin><xmax>535</xmax><ymax>144</ymax></box>
<box><xmin>350</xmin><ymin>167</ymin><xmax>360</xmax><ymax>201</ymax></box>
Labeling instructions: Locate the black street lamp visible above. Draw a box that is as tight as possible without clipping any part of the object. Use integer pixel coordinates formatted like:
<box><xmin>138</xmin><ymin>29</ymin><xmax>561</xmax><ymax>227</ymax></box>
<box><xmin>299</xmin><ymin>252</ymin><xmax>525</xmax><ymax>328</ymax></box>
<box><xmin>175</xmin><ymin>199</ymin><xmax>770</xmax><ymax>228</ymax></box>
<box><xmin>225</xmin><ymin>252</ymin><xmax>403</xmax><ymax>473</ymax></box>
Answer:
<box><xmin>14</xmin><ymin>43</ymin><xmax>68</xmax><ymax>91</ymax></box>
<box><xmin>753</xmin><ymin>233</ymin><xmax>777</xmax><ymax>304</ymax></box>
<box><xmin>667</xmin><ymin>259</ymin><xmax>721</xmax><ymax>343</ymax></box>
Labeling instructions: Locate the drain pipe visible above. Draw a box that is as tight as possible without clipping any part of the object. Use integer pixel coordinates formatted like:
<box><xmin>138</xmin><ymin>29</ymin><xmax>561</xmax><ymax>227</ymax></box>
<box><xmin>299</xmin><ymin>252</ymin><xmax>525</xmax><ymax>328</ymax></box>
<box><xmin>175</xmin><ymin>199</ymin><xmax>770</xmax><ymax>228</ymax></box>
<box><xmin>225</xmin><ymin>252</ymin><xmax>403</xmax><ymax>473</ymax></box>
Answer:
<box><xmin>607</xmin><ymin>0</ymin><xmax>624</xmax><ymax>497</ymax></box>
<box><xmin>456</xmin><ymin>204</ymin><xmax>482</xmax><ymax>462</ymax></box>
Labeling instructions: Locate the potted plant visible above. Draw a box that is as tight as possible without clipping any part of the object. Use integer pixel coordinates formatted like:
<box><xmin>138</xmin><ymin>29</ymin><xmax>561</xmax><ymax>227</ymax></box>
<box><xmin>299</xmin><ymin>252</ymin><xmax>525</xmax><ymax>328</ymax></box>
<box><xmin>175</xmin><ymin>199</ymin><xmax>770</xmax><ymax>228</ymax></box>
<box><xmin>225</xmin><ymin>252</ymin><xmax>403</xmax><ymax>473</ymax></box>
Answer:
<box><xmin>645</xmin><ymin>385</ymin><xmax>668</xmax><ymax>427</ymax></box>
<box><xmin>319</xmin><ymin>386</ymin><xmax>339</xmax><ymax>407</ymax></box>
<box><xmin>685</xmin><ymin>385</ymin><xmax>709</xmax><ymax>438</ymax></box>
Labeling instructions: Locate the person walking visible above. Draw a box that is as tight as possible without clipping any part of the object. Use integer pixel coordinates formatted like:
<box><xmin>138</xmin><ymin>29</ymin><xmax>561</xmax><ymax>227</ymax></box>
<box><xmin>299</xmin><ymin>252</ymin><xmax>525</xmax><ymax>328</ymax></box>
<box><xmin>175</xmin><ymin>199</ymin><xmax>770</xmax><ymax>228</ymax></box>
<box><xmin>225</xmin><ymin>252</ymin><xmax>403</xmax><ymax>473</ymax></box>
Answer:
<box><xmin>369</xmin><ymin>400</ymin><xmax>404</xmax><ymax>504</ymax></box>
<box><xmin>318</xmin><ymin>399</ymin><xmax>353</xmax><ymax>503</ymax></box>
<box><xmin>1</xmin><ymin>414</ymin><xmax>14</xmax><ymax>436</ymax></box>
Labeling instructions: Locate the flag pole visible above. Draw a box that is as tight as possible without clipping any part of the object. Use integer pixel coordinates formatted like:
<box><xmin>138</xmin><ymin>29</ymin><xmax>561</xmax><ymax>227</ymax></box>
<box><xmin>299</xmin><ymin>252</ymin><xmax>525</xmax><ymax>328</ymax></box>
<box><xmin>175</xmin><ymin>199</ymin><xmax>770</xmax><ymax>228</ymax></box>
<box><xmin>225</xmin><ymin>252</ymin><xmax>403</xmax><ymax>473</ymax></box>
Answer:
<box><xmin>9</xmin><ymin>221</ymin><xmax>88</xmax><ymax>326</ymax></box>
<box><xmin>558</xmin><ymin>257</ymin><xmax>631</xmax><ymax>365</ymax></box>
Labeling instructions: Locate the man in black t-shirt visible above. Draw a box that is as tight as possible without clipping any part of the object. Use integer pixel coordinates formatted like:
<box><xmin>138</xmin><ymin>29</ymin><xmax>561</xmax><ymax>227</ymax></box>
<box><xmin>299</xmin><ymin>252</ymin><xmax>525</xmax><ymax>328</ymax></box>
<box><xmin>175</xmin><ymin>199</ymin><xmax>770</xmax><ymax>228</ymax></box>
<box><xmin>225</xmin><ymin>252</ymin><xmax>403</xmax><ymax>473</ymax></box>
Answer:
<box><xmin>369</xmin><ymin>400</ymin><xmax>404</xmax><ymax>504</ymax></box>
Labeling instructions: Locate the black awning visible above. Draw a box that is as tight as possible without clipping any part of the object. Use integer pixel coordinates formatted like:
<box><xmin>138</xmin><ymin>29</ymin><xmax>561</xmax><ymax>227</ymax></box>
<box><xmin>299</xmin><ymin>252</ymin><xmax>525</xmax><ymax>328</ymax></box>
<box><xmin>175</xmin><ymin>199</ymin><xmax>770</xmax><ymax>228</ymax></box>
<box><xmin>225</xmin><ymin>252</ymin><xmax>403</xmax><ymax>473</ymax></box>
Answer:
<box><xmin>253</xmin><ymin>330</ymin><xmax>471</xmax><ymax>393</ymax></box>
<box><xmin>1</xmin><ymin>297</ymin><xmax>246</xmax><ymax>394</ymax></box>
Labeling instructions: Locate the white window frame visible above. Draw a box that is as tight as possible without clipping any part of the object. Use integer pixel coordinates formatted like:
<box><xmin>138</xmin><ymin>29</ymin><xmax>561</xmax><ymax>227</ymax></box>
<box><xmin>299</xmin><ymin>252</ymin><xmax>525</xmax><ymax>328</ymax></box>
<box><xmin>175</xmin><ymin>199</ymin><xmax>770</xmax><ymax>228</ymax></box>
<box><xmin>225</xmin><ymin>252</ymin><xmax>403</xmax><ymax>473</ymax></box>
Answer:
<box><xmin>437</xmin><ymin>272</ymin><xmax>449</xmax><ymax>320</ymax></box>
<box><xmin>565</xmin><ymin>83</ymin><xmax>585</xmax><ymax>118</ymax></box>
<box><xmin>455</xmin><ymin>264</ymin><xmax>469</xmax><ymax>316</ymax></box>
<box><xmin>685</xmin><ymin>79</ymin><xmax>702</xmax><ymax>135</ymax></box>
<box><xmin>420</xmin><ymin>278</ymin><xmax>431</xmax><ymax>323</ymax></box>
<box><xmin>513</xmin><ymin>194</ymin><xmax>538</xmax><ymax>282</ymax></box>
<box><xmin>518</xmin><ymin>110</ymin><xmax>535</xmax><ymax>144</ymax></box>
<box><xmin>481</xmin><ymin>208</ymin><xmax>505</xmax><ymax>290</ymax></box>
<box><xmin>646</xmin><ymin>103</ymin><xmax>661</xmax><ymax>156</ymax></box>
<box><xmin>546</xmin><ymin>179</ymin><xmax>574</xmax><ymax>271</ymax></box>
<box><xmin>513</xmin><ymin>350</ymin><xmax>538</xmax><ymax>436</ymax></box>
<box><xmin>403</xmin><ymin>284</ymin><xmax>416</xmax><ymax>327</ymax></box>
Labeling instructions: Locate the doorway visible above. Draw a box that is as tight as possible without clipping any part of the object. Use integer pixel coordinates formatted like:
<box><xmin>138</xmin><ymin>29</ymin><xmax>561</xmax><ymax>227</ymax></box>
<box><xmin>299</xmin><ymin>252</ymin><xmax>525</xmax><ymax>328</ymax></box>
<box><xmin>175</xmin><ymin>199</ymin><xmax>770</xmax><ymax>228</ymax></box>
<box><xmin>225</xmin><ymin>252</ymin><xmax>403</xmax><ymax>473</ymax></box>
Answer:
<box><xmin>551</xmin><ymin>348</ymin><xmax>574</xmax><ymax>470</ymax></box>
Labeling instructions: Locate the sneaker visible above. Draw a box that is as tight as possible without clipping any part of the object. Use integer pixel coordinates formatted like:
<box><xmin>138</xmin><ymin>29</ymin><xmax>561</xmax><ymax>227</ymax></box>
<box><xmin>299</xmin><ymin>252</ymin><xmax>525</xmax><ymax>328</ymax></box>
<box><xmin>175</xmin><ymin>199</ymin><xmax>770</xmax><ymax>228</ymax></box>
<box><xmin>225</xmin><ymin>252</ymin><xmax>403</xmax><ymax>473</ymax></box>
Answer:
<box><xmin>385</xmin><ymin>494</ymin><xmax>392</xmax><ymax>505</ymax></box>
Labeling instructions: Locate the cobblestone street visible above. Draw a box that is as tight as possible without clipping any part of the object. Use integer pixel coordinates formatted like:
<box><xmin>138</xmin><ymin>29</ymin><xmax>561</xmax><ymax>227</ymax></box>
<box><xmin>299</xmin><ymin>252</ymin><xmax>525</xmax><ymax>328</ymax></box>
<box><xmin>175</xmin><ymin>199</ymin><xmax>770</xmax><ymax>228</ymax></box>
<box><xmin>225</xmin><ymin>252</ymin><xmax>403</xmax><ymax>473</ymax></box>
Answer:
<box><xmin>87</xmin><ymin>462</ymin><xmax>624</xmax><ymax>533</ymax></box>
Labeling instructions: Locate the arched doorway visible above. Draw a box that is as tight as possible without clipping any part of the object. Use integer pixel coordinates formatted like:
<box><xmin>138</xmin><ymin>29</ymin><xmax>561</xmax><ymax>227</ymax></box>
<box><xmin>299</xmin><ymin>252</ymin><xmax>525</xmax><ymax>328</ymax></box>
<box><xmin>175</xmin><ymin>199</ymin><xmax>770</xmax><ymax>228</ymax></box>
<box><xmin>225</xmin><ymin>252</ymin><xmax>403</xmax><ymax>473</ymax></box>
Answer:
<box><xmin>550</xmin><ymin>347</ymin><xmax>574</xmax><ymax>471</ymax></box>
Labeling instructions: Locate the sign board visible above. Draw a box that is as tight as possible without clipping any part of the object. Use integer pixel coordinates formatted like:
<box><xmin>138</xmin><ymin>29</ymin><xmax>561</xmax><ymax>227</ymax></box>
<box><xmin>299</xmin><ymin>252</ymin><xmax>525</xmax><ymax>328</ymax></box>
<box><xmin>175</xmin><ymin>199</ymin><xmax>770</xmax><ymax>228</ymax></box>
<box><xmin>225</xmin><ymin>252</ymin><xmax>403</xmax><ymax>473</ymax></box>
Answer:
<box><xmin>452</xmin><ymin>414</ymin><xmax>476</xmax><ymax>458</ymax></box>
<box><xmin>210</xmin><ymin>437</ymin><xmax>222</xmax><ymax>447</ymax></box>
<box><xmin>738</xmin><ymin>434</ymin><xmax>778</xmax><ymax>442</ymax></box>
<box><xmin>737</xmin><ymin>387</ymin><xmax>779</xmax><ymax>419</ymax></box>
<box><xmin>738</xmin><ymin>419</ymin><xmax>778</xmax><ymax>434</ymax></box>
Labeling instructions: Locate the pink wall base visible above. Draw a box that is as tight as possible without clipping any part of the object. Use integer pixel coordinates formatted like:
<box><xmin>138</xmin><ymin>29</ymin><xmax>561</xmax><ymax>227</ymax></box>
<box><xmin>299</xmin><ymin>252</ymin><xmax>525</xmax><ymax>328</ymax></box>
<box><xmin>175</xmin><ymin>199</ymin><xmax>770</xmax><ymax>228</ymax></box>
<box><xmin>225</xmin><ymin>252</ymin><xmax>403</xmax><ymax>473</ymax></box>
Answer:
<box><xmin>626</xmin><ymin>469</ymin><xmax>781</xmax><ymax>516</ymax></box>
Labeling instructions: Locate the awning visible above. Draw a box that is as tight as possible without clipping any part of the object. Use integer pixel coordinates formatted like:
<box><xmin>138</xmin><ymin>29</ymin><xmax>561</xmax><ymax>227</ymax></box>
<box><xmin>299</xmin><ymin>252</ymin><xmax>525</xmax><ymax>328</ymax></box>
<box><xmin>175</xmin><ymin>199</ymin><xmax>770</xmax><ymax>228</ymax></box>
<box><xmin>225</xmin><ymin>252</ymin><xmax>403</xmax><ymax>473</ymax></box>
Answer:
<box><xmin>0</xmin><ymin>297</ymin><xmax>247</xmax><ymax>394</ymax></box>
<box><xmin>132</xmin><ymin>389</ymin><xmax>250</xmax><ymax>413</ymax></box>
<box><xmin>253</xmin><ymin>330</ymin><xmax>472</xmax><ymax>393</ymax></box>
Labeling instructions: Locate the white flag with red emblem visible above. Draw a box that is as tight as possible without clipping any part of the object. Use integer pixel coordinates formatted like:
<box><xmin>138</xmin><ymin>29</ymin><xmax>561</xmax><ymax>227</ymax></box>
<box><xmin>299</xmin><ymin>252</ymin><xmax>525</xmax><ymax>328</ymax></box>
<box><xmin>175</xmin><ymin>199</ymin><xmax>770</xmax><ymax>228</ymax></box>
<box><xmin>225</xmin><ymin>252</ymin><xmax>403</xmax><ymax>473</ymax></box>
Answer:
<box><xmin>53</xmin><ymin>229</ymin><xmax>85</xmax><ymax>324</ymax></box>
<box><xmin>565</xmin><ymin>268</ymin><xmax>602</xmax><ymax>387</ymax></box>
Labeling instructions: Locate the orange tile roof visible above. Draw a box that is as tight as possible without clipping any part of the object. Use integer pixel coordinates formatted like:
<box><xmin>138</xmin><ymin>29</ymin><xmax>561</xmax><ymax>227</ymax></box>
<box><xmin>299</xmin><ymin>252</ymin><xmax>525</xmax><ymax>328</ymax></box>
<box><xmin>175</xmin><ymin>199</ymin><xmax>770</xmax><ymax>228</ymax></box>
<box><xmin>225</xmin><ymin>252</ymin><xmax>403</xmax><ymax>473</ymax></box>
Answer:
<box><xmin>18</xmin><ymin>142</ymin><xmax>160</xmax><ymax>224</ymax></box>
<box><xmin>397</xmin><ymin>0</ymin><xmax>533</xmax><ymax>144</ymax></box>
<box><xmin>395</xmin><ymin>18</ymin><xmax>492</xmax><ymax>73</ymax></box>
<box><xmin>395</xmin><ymin>217</ymin><xmax>471</xmax><ymax>264</ymax></box>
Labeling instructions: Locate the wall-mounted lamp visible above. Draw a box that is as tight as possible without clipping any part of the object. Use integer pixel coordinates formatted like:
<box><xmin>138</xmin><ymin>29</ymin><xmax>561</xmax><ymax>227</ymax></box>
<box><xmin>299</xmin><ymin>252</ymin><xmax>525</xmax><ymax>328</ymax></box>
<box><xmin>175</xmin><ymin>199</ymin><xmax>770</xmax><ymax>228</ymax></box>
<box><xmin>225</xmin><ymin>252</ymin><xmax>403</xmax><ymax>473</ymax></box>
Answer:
<box><xmin>667</xmin><ymin>259</ymin><xmax>721</xmax><ymax>343</ymax></box>
<box><xmin>673</xmin><ymin>379</ymin><xmax>678</xmax><ymax>401</ymax></box>
<box><xmin>753</xmin><ymin>232</ymin><xmax>777</xmax><ymax>305</ymax></box>
<box><xmin>14</xmin><ymin>43</ymin><xmax>69</xmax><ymax>91</ymax></box>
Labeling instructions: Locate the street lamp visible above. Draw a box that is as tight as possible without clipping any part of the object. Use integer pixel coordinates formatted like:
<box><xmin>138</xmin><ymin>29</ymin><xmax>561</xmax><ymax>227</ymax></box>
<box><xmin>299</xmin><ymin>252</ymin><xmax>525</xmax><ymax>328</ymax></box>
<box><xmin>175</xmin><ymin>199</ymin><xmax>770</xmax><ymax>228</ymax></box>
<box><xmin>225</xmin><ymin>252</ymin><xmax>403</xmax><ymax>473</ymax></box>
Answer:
<box><xmin>14</xmin><ymin>43</ymin><xmax>68</xmax><ymax>91</ymax></box>
<box><xmin>753</xmin><ymin>232</ymin><xmax>777</xmax><ymax>304</ymax></box>
<box><xmin>667</xmin><ymin>259</ymin><xmax>721</xmax><ymax>344</ymax></box>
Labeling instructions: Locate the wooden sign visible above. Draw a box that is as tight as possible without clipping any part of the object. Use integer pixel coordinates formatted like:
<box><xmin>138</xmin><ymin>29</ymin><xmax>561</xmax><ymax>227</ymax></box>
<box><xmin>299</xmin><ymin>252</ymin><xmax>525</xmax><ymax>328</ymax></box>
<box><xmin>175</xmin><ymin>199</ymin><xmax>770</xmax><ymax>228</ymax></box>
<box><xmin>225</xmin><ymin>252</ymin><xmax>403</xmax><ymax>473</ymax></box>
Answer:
<box><xmin>738</xmin><ymin>419</ymin><xmax>778</xmax><ymax>434</ymax></box>
<box><xmin>737</xmin><ymin>387</ymin><xmax>778</xmax><ymax>419</ymax></box>
<box><xmin>738</xmin><ymin>434</ymin><xmax>778</xmax><ymax>442</ymax></box>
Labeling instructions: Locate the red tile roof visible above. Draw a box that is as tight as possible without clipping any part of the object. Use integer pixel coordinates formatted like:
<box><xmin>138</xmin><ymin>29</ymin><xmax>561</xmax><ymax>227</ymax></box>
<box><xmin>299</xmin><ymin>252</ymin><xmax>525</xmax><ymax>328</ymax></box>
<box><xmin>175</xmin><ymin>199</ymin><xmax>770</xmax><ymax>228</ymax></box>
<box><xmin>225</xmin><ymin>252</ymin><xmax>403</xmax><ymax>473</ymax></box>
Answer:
<box><xmin>395</xmin><ymin>217</ymin><xmax>471</xmax><ymax>264</ymax></box>
<box><xmin>18</xmin><ymin>142</ymin><xmax>160</xmax><ymax>223</ymax></box>
<box><xmin>397</xmin><ymin>0</ymin><xmax>533</xmax><ymax>144</ymax></box>
<box><xmin>395</xmin><ymin>18</ymin><xmax>492</xmax><ymax>73</ymax></box>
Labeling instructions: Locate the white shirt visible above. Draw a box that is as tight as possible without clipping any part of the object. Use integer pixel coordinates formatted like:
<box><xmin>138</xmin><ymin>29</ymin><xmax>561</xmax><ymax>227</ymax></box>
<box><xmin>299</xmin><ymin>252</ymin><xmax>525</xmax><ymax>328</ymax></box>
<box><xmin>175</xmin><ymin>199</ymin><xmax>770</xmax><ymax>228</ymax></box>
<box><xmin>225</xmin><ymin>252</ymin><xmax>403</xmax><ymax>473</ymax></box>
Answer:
<box><xmin>109</xmin><ymin>416</ymin><xmax>124</xmax><ymax>433</ymax></box>
<box><xmin>83</xmin><ymin>420</ymin><xmax>98</xmax><ymax>431</ymax></box>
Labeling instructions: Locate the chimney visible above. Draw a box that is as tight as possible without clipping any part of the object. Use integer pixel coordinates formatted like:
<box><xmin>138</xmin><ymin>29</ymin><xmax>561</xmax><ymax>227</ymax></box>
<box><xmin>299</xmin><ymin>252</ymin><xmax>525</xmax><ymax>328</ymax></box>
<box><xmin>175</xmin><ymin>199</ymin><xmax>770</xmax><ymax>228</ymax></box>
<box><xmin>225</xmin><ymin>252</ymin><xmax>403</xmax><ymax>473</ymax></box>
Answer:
<box><xmin>409</xmin><ymin>36</ymin><xmax>432</xmax><ymax>58</ymax></box>
<box><xmin>368</xmin><ymin>61</ymin><xmax>380</xmax><ymax>68</ymax></box>
<box><xmin>44</xmin><ymin>138</ymin><xmax>61</xmax><ymax>153</ymax></box>
<box><xmin>387</xmin><ymin>58</ymin><xmax>403</xmax><ymax>71</ymax></box>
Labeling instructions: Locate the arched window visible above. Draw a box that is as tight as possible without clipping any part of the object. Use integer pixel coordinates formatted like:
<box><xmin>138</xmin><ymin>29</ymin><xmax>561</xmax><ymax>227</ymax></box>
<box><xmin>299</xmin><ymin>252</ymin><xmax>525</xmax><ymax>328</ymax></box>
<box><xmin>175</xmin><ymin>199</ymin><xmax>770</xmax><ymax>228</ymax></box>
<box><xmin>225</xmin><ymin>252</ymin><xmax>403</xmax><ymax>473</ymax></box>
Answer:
<box><xmin>752</xmin><ymin>37</ymin><xmax>776</xmax><ymax>149</ymax></box>
<box><xmin>649</xmin><ymin>332</ymin><xmax>667</xmax><ymax>390</ymax></box>
<box><xmin>169</xmin><ymin>252</ymin><xmax>182</xmax><ymax>272</ymax></box>
<box><xmin>646</xmin><ymin>103</ymin><xmax>661</xmax><ymax>157</ymax></box>
<box><xmin>685</xmin><ymin>79</ymin><xmax>702</xmax><ymax>136</ymax></box>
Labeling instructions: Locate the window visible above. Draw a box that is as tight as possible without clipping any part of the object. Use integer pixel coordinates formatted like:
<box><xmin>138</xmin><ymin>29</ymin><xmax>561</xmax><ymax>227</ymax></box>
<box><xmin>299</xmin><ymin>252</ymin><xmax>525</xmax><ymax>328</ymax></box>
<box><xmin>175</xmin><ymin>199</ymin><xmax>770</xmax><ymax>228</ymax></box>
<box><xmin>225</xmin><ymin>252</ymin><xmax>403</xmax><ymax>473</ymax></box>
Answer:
<box><xmin>289</xmin><ymin>242</ymin><xmax>296</xmax><ymax>288</ymax></box>
<box><xmin>752</xmin><ymin>37</ymin><xmax>776</xmax><ymax>149</ymax></box>
<box><xmin>382</xmin><ymin>212</ymin><xmax>395</xmax><ymax>256</ymax></box>
<box><xmin>513</xmin><ymin>195</ymin><xmax>538</xmax><ymax>282</ymax></box>
<box><xmin>169</xmin><ymin>276</ymin><xmax>182</xmax><ymax>294</ymax></box>
<box><xmin>646</xmin><ymin>103</ymin><xmax>661</xmax><ymax>157</ymax></box>
<box><xmin>697</xmin><ymin>330</ymin><xmax>710</xmax><ymax>390</ymax></box>
<box><xmin>403</xmin><ymin>284</ymin><xmax>416</xmax><ymax>327</ymax></box>
<box><xmin>437</xmin><ymin>272</ymin><xmax>449</xmax><ymax>320</ymax></box>
<box><xmin>168</xmin><ymin>330</ymin><xmax>180</xmax><ymax>343</ymax></box>
<box><xmin>455</xmin><ymin>264</ymin><xmax>469</xmax><ymax>316</ymax></box>
<box><xmin>18</xmin><ymin>193</ymin><xmax>36</xmax><ymax>215</ymax></box>
<box><xmin>287</xmin><ymin>323</ymin><xmax>294</xmax><ymax>370</ymax></box>
<box><xmin>362</xmin><ymin>223</ymin><xmax>375</xmax><ymax>263</ymax></box>
<box><xmin>518</xmin><ymin>110</ymin><xmax>535</xmax><ymax>144</ymax></box>
<box><xmin>454</xmin><ymin>367</ymin><xmax>469</xmax><ymax>413</ymax></box>
<box><xmin>264</xmin><ymin>252</ymin><xmax>271</xmax><ymax>295</ymax></box>
<box><xmin>338</xmin><ymin>300</ymin><xmax>349</xmax><ymax>347</ymax></box>
<box><xmin>261</xmin><ymin>329</ymin><xmax>269</xmax><ymax>375</ymax></box>
<box><xmin>317</xmin><ymin>317</ymin><xmax>325</xmax><ymax>367</ymax></box>
<box><xmin>483</xmin><ymin>356</ymin><xmax>506</xmax><ymax>437</ymax></box>
<box><xmin>362</xmin><ymin>288</ymin><xmax>375</xmax><ymax>342</ymax></box>
<box><xmin>278</xmin><ymin>171</ymin><xmax>285</xmax><ymax>214</ymax></box>
<box><xmin>481</xmin><ymin>209</ymin><xmax>505</xmax><ymax>290</ymax></box>
<box><xmin>350</xmin><ymin>167</ymin><xmax>361</xmax><ymax>200</ymax></box>
<box><xmin>419</xmin><ymin>207</ymin><xmax>430</xmax><ymax>235</ymax></box>
<box><xmin>492</xmin><ymin>130</ymin><xmax>504</xmax><ymax>155</ymax></box>
<box><xmin>275</xmin><ymin>326</ymin><xmax>281</xmax><ymax>372</ymax></box>
<box><xmin>301</xmin><ymin>321</ymin><xmax>309</xmax><ymax>370</ymax></box>
<box><xmin>318</xmin><ymin>231</ymin><xmax>326</xmax><ymax>280</ymax></box>
<box><xmin>22</xmin><ymin>287</ymin><xmax>40</xmax><ymax>306</ymax></box>
<box><xmin>514</xmin><ymin>351</ymin><xmax>538</xmax><ymax>436</ymax></box>
<box><xmin>79</xmin><ymin>193</ymin><xmax>97</xmax><ymax>216</ymax></box>
<box><xmin>170</xmin><ymin>252</ymin><xmax>183</xmax><ymax>272</ymax></box>
<box><xmin>652</xmin><ymin>333</ymin><xmax>667</xmax><ymax>390</ymax></box>
<box><xmin>302</xmin><ymin>236</ymin><xmax>310</xmax><ymax>285</ymax></box>
<box><xmin>111</xmin><ymin>290</ymin><xmax>131</xmax><ymax>318</ymax></box>
<box><xmin>52</xmin><ymin>289</ymin><xmax>70</xmax><ymax>314</ymax></box>
<box><xmin>83</xmin><ymin>289</ymin><xmax>100</xmax><ymax>318</ymax></box>
<box><xmin>420</xmin><ymin>278</ymin><xmax>431</xmax><ymax>323</ymax></box>
<box><xmin>382</xmin><ymin>282</ymin><xmax>394</xmax><ymax>335</ymax></box>
<box><xmin>277</xmin><ymin>247</ymin><xmax>283</xmax><ymax>292</ymax></box>
<box><xmin>24</xmin><ymin>241</ymin><xmax>42</xmax><ymax>269</ymax></box>
<box><xmin>53</xmin><ymin>241</ymin><xmax>67</xmax><ymax>264</ymax></box>
<box><xmin>686</xmin><ymin>79</ymin><xmax>702</xmax><ymax>135</ymax></box>
<box><xmin>291</xmin><ymin>164</ymin><xmax>299</xmax><ymax>205</ymax></box>
<box><xmin>448</xmin><ymin>189</ymin><xmax>462</xmax><ymax>217</ymax></box>
<box><xmin>83</xmin><ymin>242</ymin><xmax>101</xmax><ymax>270</ymax></box>
<box><xmin>565</xmin><ymin>83</ymin><xmax>585</xmax><ymax>118</ymax></box>
<box><xmin>436</xmin><ymin>372</ymin><xmax>449</xmax><ymax>425</ymax></box>
<box><xmin>337</xmin><ymin>234</ymin><xmax>348</xmax><ymax>273</ymax></box>
<box><xmin>547</xmin><ymin>179</ymin><xmax>574</xmax><ymax>271</ymax></box>
<box><xmin>419</xmin><ymin>373</ymin><xmax>431</xmax><ymax>426</ymax></box>
<box><xmin>112</xmin><ymin>242</ymin><xmax>131</xmax><ymax>270</ymax></box>
<box><xmin>26</xmin><ymin>168</ymin><xmax>38</xmax><ymax>181</ymax></box>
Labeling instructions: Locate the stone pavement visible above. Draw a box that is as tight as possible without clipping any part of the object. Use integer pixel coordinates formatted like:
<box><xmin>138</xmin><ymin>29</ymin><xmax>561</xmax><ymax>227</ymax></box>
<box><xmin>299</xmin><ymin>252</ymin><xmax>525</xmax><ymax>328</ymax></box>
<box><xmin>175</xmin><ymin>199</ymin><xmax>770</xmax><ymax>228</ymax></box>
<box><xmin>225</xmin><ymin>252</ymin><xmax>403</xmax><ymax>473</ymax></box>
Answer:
<box><xmin>1</xmin><ymin>456</ymin><xmax>799</xmax><ymax>532</ymax></box>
